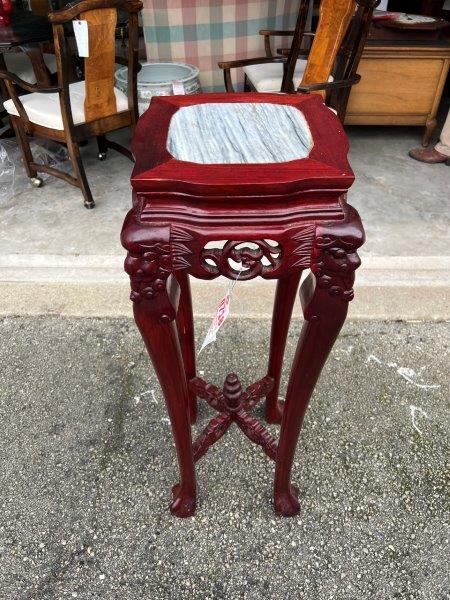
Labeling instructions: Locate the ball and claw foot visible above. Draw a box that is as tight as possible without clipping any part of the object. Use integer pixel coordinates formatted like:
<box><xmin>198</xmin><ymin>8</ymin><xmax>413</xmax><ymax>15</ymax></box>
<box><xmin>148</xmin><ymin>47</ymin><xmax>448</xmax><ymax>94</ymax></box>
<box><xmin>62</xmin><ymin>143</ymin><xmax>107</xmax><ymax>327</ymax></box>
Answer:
<box><xmin>274</xmin><ymin>484</ymin><xmax>300</xmax><ymax>517</ymax></box>
<box><xmin>265</xmin><ymin>398</ymin><xmax>284</xmax><ymax>424</ymax></box>
<box><xmin>170</xmin><ymin>483</ymin><xmax>196</xmax><ymax>518</ymax></box>
<box><xmin>30</xmin><ymin>176</ymin><xmax>43</xmax><ymax>188</ymax></box>
<box><xmin>97</xmin><ymin>152</ymin><xmax>107</xmax><ymax>161</ymax></box>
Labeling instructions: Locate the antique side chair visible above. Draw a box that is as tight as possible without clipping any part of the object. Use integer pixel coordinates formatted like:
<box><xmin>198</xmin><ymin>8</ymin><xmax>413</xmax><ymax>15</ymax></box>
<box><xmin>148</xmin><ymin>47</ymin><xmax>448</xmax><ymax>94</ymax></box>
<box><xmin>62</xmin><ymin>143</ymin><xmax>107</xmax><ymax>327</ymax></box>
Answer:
<box><xmin>0</xmin><ymin>0</ymin><xmax>142</xmax><ymax>208</ymax></box>
<box><xmin>122</xmin><ymin>91</ymin><xmax>365</xmax><ymax>517</ymax></box>
<box><xmin>219</xmin><ymin>0</ymin><xmax>379</xmax><ymax>122</ymax></box>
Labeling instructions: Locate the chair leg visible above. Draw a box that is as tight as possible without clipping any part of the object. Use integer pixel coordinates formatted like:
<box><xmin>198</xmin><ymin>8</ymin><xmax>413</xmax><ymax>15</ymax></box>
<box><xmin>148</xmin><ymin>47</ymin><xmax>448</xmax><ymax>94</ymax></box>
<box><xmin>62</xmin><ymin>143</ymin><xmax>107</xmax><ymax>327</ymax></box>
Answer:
<box><xmin>175</xmin><ymin>270</ymin><xmax>197</xmax><ymax>425</ymax></box>
<box><xmin>97</xmin><ymin>135</ymin><xmax>107</xmax><ymax>161</ymax></box>
<box><xmin>10</xmin><ymin>118</ymin><xmax>39</xmax><ymax>183</ymax></box>
<box><xmin>265</xmin><ymin>272</ymin><xmax>301</xmax><ymax>424</ymax></box>
<box><xmin>66</xmin><ymin>138</ymin><xmax>95</xmax><ymax>209</ymax></box>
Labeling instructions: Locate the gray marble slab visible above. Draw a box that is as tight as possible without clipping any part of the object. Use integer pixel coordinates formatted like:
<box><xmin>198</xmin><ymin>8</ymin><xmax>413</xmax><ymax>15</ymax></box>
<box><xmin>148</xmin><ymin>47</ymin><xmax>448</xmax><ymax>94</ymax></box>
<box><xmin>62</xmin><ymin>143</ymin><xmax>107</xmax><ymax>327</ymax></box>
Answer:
<box><xmin>167</xmin><ymin>102</ymin><xmax>313</xmax><ymax>164</ymax></box>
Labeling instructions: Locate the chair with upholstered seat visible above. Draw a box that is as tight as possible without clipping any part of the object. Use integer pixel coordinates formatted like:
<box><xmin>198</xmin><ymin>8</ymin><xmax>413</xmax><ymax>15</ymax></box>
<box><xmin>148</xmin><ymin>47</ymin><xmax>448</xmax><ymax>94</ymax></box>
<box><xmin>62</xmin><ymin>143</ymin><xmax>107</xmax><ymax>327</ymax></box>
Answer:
<box><xmin>0</xmin><ymin>0</ymin><xmax>142</xmax><ymax>208</ymax></box>
<box><xmin>3</xmin><ymin>52</ymin><xmax>57</xmax><ymax>85</ymax></box>
<box><xmin>219</xmin><ymin>0</ymin><xmax>379</xmax><ymax>122</ymax></box>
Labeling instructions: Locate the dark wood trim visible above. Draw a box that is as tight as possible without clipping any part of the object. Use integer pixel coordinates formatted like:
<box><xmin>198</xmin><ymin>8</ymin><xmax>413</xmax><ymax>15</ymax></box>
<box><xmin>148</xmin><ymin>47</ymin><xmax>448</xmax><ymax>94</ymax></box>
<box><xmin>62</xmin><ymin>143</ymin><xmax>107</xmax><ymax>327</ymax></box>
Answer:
<box><xmin>49</xmin><ymin>0</ymin><xmax>142</xmax><ymax>23</ymax></box>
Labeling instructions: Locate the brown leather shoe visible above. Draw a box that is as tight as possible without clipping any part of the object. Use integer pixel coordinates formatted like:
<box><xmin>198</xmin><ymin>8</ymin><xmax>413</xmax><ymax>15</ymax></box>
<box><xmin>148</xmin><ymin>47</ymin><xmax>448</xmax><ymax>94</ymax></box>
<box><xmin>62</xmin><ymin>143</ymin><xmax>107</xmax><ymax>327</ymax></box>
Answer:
<box><xmin>409</xmin><ymin>147</ymin><xmax>450</xmax><ymax>165</ymax></box>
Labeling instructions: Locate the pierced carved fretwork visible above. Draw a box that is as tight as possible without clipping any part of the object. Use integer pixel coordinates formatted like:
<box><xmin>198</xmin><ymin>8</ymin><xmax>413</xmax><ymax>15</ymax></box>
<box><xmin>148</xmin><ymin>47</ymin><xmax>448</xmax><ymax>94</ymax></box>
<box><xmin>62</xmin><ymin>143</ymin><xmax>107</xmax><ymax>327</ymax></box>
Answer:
<box><xmin>201</xmin><ymin>240</ymin><xmax>282</xmax><ymax>280</ymax></box>
<box><xmin>189</xmin><ymin>373</ymin><xmax>277</xmax><ymax>462</ymax></box>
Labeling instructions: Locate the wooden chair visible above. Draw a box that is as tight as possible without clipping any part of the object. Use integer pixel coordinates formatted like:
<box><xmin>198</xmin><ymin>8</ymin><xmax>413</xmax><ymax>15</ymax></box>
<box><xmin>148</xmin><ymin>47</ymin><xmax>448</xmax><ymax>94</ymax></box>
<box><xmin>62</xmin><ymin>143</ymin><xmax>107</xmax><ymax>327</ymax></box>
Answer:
<box><xmin>219</xmin><ymin>0</ymin><xmax>379</xmax><ymax>122</ymax></box>
<box><xmin>0</xmin><ymin>0</ymin><xmax>142</xmax><ymax>208</ymax></box>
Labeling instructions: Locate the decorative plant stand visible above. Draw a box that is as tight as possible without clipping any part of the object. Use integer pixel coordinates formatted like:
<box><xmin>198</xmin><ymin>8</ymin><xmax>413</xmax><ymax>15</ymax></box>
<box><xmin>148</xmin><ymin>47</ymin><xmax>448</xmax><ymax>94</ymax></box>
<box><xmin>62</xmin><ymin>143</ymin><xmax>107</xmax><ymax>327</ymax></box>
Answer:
<box><xmin>121</xmin><ymin>92</ymin><xmax>364</xmax><ymax>517</ymax></box>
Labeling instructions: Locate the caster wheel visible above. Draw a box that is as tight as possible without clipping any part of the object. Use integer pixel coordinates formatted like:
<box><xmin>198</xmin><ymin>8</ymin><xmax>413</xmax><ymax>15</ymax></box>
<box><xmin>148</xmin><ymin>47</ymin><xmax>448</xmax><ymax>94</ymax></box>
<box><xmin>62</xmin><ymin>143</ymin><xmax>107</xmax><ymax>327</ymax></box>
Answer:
<box><xmin>97</xmin><ymin>152</ymin><xmax>107</xmax><ymax>161</ymax></box>
<box><xmin>84</xmin><ymin>200</ymin><xmax>95</xmax><ymax>209</ymax></box>
<box><xmin>30</xmin><ymin>177</ymin><xmax>43</xmax><ymax>188</ymax></box>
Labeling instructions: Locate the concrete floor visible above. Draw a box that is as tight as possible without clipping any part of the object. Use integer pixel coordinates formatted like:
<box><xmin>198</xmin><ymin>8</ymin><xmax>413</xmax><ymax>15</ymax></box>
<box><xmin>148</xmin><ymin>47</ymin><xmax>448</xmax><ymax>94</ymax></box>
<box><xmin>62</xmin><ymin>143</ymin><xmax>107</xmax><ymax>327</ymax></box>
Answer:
<box><xmin>0</xmin><ymin>316</ymin><xmax>448</xmax><ymax>599</ymax></box>
<box><xmin>0</xmin><ymin>122</ymin><xmax>449</xmax><ymax>319</ymax></box>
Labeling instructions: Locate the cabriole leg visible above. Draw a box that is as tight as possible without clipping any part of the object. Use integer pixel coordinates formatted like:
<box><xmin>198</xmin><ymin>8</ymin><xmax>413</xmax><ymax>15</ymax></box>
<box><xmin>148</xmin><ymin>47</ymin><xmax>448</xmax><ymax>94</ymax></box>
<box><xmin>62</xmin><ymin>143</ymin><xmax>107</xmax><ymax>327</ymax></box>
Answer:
<box><xmin>265</xmin><ymin>272</ymin><xmax>302</xmax><ymax>424</ymax></box>
<box><xmin>274</xmin><ymin>208</ymin><xmax>364</xmax><ymax>517</ymax></box>
<box><xmin>133</xmin><ymin>304</ymin><xmax>197</xmax><ymax>517</ymax></box>
<box><xmin>175</xmin><ymin>270</ymin><xmax>198</xmax><ymax>424</ymax></box>
<box><xmin>123</xmin><ymin>218</ymin><xmax>196</xmax><ymax>517</ymax></box>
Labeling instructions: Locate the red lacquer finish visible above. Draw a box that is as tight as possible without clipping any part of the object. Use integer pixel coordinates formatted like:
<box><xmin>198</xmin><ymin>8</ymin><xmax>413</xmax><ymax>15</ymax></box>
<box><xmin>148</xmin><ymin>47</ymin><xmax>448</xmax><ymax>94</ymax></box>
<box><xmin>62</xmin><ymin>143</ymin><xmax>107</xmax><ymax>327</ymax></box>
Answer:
<box><xmin>121</xmin><ymin>92</ymin><xmax>364</xmax><ymax>517</ymax></box>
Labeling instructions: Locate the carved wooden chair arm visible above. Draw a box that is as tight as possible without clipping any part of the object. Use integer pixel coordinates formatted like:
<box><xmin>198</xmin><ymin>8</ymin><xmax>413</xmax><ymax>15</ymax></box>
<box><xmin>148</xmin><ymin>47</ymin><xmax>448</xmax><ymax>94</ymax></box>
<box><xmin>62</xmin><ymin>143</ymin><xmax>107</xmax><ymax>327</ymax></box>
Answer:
<box><xmin>260</xmin><ymin>29</ymin><xmax>314</xmax><ymax>37</ymax></box>
<box><xmin>0</xmin><ymin>70</ymin><xmax>60</xmax><ymax>94</ymax></box>
<box><xmin>297</xmin><ymin>74</ymin><xmax>361</xmax><ymax>93</ymax></box>
<box><xmin>49</xmin><ymin>0</ymin><xmax>143</xmax><ymax>23</ymax></box>
<box><xmin>276</xmin><ymin>47</ymin><xmax>310</xmax><ymax>58</ymax></box>
<box><xmin>260</xmin><ymin>30</ymin><xmax>314</xmax><ymax>58</ymax></box>
<box><xmin>218</xmin><ymin>56</ymin><xmax>286</xmax><ymax>93</ymax></box>
<box><xmin>0</xmin><ymin>69</ymin><xmax>62</xmax><ymax>125</ymax></box>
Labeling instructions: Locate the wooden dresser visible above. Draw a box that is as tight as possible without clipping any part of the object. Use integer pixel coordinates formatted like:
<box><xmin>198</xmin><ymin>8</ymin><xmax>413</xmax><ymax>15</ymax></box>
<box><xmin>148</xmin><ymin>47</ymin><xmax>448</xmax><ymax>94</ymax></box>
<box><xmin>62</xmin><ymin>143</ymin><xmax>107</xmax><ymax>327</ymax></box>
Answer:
<box><xmin>345</xmin><ymin>40</ymin><xmax>450</xmax><ymax>145</ymax></box>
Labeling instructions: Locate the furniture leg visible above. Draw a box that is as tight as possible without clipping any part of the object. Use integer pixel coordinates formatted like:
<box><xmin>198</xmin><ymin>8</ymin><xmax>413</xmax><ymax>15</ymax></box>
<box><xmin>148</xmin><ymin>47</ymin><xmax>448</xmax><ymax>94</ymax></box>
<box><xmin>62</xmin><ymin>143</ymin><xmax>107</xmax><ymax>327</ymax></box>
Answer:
<box><xmin>66</xmin><ymin>138</ymin><xmax>95</xmax><ymax>208</ymax></box>
<box><xmin>175</xmin><ymin>270</ymin><xmax>198</xmax><ymax>424</ymax></box>
<box><xmin>274</xmin><ymin>209</ymin><xmax>363</xmax><ymax>516</ymax></box>
<box><xmin>97</xmin><ymin>134</ymin><xmax>108</xmax><ymax>160</ymax></box>
<box><xmin>133</xmin><ymin>301</ymin><xmax>197</xmax><ymax>517</ymax></box>
<box><xmin>265</xmin><ymin>271</ymin><xmax>301</xmax><ymax>424</ymax></box>
<box><xmin>10</xmin><ymin>118</ymin><xmax>38</xmax><ymax>180</ymax></box>
<box><xmin>122</xmin><ymin>217</ymin><xmax>197</xmax><ymax>517</ymax></box>
<box><xmin>423</xmin><ymin>116</ymin><xmax>437</xmax><ymax>147</ymax></box>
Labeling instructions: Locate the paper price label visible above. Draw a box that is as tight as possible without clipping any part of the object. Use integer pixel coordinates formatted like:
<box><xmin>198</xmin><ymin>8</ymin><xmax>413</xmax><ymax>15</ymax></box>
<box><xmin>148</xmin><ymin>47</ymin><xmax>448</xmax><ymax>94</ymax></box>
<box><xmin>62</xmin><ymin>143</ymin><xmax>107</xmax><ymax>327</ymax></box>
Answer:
<box><xmin>73</xmin><ymin>20</ymin><xmax>89</xmax><ymax>58</ymax></box>
<box><xmin>172</xmin><ymin>80</ymin><xmax>186</xmax><ymax>95</ymax></box>
<box><xmin>199</xmin><ymin>292</ymin><xmax>231</xmax><ymax>354</ymax></box>
<box><xmin>198</xmin><ymin>266</ymin><xmax>243</xmax><ymax>355</ymax></box>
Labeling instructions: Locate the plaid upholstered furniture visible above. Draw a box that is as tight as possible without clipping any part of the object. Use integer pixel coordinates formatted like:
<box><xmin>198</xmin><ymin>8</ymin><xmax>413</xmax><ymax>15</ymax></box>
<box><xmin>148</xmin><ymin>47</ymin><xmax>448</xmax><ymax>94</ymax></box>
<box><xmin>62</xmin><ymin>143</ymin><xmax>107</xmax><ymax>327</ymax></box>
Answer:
<box><xmin>141</xmin><ymin>0</ymin><xmax>301</xmax><ymax>91</ymax></box>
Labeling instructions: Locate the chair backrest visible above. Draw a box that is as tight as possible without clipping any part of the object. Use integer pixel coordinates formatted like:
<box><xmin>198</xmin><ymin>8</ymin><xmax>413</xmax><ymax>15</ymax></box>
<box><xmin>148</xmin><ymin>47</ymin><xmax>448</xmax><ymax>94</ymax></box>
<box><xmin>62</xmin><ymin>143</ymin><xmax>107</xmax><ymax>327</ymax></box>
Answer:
<box><xmin>300</xmin><ymin>0</ymin><xmax>356</xmax><ymax>95</ymax></box>
<box><xmin>48</xmin><ymin>0</ymin><xmax>142</xmax><ymax>125</ymax></box>
<box><xmin>280</xmin><ymin>0</ymin><xmax>310</xmax><ymax>94</ymax></box>
<box><xmin>281</xmin><ymin>0</ymin><xmax>378</xmax><ymax>117</ymax></box>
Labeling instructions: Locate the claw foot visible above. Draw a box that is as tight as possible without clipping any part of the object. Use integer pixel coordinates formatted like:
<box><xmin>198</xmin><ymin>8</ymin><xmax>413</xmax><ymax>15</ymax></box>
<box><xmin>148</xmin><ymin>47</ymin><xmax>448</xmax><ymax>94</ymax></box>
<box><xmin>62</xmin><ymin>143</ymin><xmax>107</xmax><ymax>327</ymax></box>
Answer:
<box><xmin>170</xmin><ymin>483</ymin><xmax>196</xmax><ymax>518</ymax></box>
<box><xmin>265</xmin><ymin>398</ymin><xmax>284</xmax><ymax>424</ymax></box>
<box><xmin>274</xmin><ymin>484</ymin><xmax>300</xmax><ymax>517</ymax></box>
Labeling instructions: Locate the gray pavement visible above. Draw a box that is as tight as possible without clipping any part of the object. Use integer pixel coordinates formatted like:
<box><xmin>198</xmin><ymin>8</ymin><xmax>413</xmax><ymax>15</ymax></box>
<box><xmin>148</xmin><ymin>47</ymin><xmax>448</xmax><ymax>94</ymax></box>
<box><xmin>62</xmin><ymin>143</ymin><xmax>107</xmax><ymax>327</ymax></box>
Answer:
<box><xmin>0</xmin><ymin>316</ymin><xmax>449</xmax><ymax>599</ymax></box>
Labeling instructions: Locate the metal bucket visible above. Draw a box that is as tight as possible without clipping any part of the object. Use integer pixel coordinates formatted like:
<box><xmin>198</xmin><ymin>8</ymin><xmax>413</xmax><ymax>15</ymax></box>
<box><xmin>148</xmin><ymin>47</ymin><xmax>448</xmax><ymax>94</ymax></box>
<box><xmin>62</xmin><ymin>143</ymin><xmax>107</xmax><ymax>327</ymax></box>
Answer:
<box><xmin>115</xmin><ymin>62</ymin><xmax>201</xmax><ymax>115</ymax></box>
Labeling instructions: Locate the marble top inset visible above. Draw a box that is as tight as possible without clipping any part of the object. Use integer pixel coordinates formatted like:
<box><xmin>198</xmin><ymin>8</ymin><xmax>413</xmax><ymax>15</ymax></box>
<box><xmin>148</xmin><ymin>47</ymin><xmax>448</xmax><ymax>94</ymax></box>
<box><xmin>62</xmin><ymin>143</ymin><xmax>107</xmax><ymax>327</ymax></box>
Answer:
<box><xmin>166</xmin><ymin>102</ymin><xmax>313</xmax><ymax>164</ymax></box>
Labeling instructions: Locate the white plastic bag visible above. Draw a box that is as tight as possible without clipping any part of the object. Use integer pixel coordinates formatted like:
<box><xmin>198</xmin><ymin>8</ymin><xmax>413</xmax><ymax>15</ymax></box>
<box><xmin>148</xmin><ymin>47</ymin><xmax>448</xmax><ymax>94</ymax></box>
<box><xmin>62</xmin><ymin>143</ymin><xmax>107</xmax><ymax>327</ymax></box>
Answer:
<box><xmin>0</xmin><ymin>138</ymin><xmax>70</xmax><ymax>203</ymax></box>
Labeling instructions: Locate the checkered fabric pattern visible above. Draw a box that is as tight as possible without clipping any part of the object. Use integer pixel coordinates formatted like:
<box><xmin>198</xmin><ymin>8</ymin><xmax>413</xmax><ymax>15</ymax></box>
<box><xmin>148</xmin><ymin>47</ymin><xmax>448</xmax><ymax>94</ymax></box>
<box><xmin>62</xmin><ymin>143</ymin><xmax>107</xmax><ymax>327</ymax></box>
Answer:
<box><xmin>142</xmin><ymin>0</ymin><xmax>301</xmax><ymax>92</ymax></box>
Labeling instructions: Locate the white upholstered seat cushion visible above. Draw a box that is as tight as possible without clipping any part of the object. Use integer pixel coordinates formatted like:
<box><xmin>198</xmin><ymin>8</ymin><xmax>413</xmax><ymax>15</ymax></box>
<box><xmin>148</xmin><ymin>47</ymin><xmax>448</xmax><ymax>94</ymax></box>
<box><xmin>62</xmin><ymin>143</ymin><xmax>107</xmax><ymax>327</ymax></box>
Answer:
<box><xmin>3</xmin><ymin>80</ymin><xmax>129</xmax><ymax>130</ymax></box>
<box><xmin>4</xmin><ymin>52</ymin><xmax>57</xmax><ymax>85</ymax></box>
<box><xmin>243</xmin><ymin>59</ymin><xmax>332</xmax><ymax>93</ymax></box>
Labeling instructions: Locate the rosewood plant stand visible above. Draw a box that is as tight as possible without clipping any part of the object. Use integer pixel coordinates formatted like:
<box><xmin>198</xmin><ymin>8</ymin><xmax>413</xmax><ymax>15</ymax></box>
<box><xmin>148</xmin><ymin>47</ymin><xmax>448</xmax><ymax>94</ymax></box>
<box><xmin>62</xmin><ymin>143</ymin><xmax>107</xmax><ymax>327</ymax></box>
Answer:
<box><xmin>121</xmin><ymin>92</ymin><xmax>364</xmax><ymax>518</ymax></box>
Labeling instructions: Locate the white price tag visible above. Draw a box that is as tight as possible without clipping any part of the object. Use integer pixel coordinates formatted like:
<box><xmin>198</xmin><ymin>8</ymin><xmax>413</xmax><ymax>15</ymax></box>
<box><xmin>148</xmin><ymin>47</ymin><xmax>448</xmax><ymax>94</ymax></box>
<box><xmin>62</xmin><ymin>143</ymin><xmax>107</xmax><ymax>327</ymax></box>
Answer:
<box><xmin>199</xmin><ymin>292</ymin><xmax>231</xmax><ymax>354</ymax></box>
<box><xmin>198</xmin><ymin>266</ymin><xmax>242</xmax><ymax>355</ymax></box>
<box><xmin>172</xmin><ymin>80</ymin><xmax>186</xmax><ymax>95</ymax></box>
<box><xmin>73</xmin><ymin>20</ymin><xmax>89</xmax><ymax>58</ymax></box>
